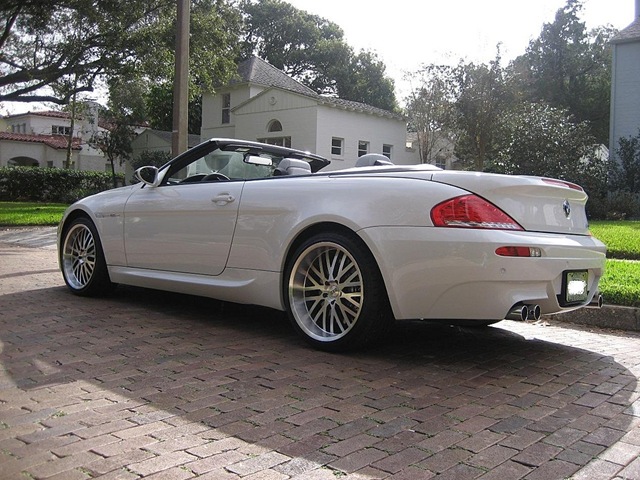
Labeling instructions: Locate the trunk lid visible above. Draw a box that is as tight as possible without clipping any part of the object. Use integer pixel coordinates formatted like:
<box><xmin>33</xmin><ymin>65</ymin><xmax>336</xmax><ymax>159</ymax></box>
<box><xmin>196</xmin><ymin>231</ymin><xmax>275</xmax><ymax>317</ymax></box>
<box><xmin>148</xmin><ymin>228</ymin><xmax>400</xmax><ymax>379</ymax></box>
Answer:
<box><xmin>429</xmin><ymin>171</ymin><xmax>591</xmax><ymax>235</ymax></box>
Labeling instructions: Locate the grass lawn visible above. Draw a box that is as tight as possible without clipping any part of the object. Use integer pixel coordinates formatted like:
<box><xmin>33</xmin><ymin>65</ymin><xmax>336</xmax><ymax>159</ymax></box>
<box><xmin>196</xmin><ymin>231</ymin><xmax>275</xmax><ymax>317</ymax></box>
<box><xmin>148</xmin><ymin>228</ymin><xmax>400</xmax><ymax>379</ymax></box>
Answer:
<box><xmin>0</xmin><ymin>202</ymin><xmax>67</xmax><ymax>226</ymax></box>
<box><xmin>589</xmin><ymin>220</ymin><xmax>640</xmax><ymax>260</ymax></box>
<box><xmin>589</xmin><ymin>221</ymin><xmax>639</xmax><ymax>308</ymax></box>
<box><xmin>589</xmin><ymin>221</ymin><xmax>640</xmax><ymax>307</ymax></box>
<box><xmin>598</xmin><ymin>259</ymin><xmax>640</xmax><ymax>308</ymax></box>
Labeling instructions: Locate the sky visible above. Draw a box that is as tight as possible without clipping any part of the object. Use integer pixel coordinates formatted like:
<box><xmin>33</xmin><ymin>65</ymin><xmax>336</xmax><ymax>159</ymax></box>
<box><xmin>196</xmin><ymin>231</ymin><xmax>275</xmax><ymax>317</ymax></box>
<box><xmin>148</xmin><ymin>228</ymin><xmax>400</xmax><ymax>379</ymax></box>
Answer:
<box><xmin>286</xmin><ymin>0</ymin><xmax>637</xmax><ymax>100</ymax></box>
<box><xmin>2</xmin><ymin>0</ymin><xmax>637</xmax><ymax>115</ymax></box>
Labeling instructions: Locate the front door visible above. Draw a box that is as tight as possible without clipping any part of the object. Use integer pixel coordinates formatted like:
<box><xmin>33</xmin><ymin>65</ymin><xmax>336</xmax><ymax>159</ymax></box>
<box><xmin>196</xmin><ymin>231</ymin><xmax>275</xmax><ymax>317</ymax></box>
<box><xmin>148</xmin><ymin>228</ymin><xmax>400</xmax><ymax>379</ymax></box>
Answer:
<box><xmin>123</xmin><ymin>181</ymin><xmax>244</xmax><ymax>276</ymax></box>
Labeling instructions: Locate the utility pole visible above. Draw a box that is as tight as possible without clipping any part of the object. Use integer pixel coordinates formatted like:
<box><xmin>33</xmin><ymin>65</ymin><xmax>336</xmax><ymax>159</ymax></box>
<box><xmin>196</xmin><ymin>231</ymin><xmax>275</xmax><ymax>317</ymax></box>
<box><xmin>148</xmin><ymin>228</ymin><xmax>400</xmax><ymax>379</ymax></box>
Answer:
<box><xmin>172</xmin><ymin>0</ymin><xmax>190</xmax><ymax>157</ymax></box>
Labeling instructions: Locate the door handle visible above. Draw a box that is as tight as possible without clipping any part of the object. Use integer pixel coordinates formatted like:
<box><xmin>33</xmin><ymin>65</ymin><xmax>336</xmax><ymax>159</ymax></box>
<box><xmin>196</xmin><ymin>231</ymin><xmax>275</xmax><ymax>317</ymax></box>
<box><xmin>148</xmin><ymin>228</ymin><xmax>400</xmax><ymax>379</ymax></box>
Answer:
<box><xmin>212</xmin><ymin>193</ymin><xmax>235</xmax><ymax>205</ymax></box>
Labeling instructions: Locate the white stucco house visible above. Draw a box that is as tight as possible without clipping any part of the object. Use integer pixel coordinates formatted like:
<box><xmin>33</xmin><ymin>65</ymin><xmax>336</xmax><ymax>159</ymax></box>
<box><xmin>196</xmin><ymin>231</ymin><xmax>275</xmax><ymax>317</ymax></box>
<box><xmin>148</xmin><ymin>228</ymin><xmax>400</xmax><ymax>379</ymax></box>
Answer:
<box><xmin>609</xmin><ymin>1</ymin><xmax>640</xmax><ymax>161</ymax></box>
<box><xmin>0</xmin><ymin>101</ymin><xmax>124</xmax><ymax>172</ymax></box>
<box><xmin>202</xmin><ymin>56</ymin><xmax>420</xmax><ymax>170</ymax></box>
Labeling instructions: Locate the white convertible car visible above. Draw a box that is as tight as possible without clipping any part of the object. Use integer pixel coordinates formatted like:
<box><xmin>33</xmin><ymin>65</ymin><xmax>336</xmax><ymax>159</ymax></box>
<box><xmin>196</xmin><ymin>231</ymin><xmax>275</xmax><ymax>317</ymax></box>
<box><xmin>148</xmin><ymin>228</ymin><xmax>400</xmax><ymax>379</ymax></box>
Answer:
<box><xmin>58</xmin><ymin>139</ymin><xmax>606</xmax><ymax>350</ymax></box>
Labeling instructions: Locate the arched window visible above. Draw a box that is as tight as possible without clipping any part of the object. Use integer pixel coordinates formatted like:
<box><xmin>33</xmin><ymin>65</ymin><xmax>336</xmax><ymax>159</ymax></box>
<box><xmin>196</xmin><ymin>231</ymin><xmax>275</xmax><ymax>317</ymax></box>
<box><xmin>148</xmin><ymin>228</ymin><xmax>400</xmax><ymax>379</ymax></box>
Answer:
<box><xmin>267</xmin><ymin>120</ymin><xmax>283</xmax><ymax>132</ymax></box>
<box><xmin>8</xmin><ymin>156</ymin><xmax>39</xmax><ymax>167</ymax></box>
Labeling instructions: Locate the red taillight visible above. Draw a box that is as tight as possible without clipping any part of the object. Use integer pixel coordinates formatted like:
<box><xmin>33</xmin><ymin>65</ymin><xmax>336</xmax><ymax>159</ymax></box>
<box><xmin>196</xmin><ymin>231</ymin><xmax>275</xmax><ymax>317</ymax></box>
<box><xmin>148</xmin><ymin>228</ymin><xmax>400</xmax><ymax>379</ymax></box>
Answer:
<box><xmin>496</xmin><ymin>246</ymin><xmax>542</xmax><ymax>257</ymax></box>
<box><xmin>496</xmin><ymin>246</ymin><xmax>531</xmax><ymax>257</ymax></box>
<box><xmin>431</xmin><ymin>195</ymin><xmax>523</xmax><ymax>230</ymax></box>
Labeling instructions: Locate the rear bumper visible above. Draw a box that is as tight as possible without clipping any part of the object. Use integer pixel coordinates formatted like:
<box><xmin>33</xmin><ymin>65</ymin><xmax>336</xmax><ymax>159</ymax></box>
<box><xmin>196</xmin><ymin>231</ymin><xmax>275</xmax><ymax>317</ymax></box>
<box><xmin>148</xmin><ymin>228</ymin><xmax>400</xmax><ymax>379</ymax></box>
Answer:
<box><xmin>359</xmin><ymin>226</ymin><xmax>606</xmax><ymax>321</ymax></box>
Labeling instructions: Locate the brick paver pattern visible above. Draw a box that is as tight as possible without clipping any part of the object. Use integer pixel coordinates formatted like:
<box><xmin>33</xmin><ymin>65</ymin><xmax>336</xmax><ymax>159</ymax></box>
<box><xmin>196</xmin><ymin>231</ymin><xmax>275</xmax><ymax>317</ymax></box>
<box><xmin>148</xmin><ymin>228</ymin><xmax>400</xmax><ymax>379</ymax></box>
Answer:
<box><xmin>1</xmin><ymin>243</ymin><xmax>639</xmax><ymax>479</ymax></box>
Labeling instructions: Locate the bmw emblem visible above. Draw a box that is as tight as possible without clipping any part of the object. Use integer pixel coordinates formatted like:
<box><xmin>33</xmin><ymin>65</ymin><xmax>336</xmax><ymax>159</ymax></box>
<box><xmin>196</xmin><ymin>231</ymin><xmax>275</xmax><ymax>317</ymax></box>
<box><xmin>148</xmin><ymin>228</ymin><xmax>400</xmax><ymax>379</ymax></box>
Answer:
<box><xmin>562</xmin><ymin>200</ymin><xmax>571</xmax><ymax>218</ymax></box>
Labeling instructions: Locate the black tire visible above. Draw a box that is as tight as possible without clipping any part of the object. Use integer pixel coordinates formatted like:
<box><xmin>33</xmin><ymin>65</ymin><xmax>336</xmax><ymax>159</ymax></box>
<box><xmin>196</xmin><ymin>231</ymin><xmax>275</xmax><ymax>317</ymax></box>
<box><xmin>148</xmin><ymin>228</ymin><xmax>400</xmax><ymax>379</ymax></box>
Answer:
<box><xmin>284</xmin><ymin>231</ymin><xmax>393</xmax><ymax>351</ymax></box>
<box><xmin>60</xmin><ymin>217</ymin><xmax>115</xmax><ymax>296</ymax></box>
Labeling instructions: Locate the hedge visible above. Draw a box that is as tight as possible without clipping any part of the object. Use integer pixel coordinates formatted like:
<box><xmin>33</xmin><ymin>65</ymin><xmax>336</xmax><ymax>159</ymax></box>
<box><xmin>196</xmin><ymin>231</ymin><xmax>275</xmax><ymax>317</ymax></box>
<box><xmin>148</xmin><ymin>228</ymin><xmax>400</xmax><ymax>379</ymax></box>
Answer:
<box><xmin>0</xmin><ymin>167</ymin><xmax>125</xmax><ymax>204</ymax></box>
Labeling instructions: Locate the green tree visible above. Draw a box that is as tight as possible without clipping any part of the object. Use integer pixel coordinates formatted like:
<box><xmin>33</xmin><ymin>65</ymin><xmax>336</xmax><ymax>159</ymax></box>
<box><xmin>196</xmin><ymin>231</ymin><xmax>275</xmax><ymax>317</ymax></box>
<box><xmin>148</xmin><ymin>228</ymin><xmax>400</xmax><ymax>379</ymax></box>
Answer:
<box><xmin>404</xmin><ymin>65</ymin><xmax>456</xmax><ymax>164</ymax></box>
<box><xmin>144</xmin><ymin>83</ymin><xmax>203</xmax><ymax>134</ymax></box>
<box><xmin>2</xmin><ymin>0</ymin><xmax>240</xmax><ymax>139</ymax></box>
<box><xmin>0</xmin><ymin>0</ymin><xmax>170</xmax><ymax>104</ymax></box>
<box><xmin>239</xmin><ymin>0</ymin><xmax>397</xmax><ymax>111</ymax></box>
<box><xmin>89</xmin><ymin>79</ymin><xmax>146</xmax><ymax>188</ymax></box>
<box><xmin>115</xmin><ymin>0</ymin><xmax>241</xmax><ymax>135</ymax></box>
<box><xmin>613</xmin><ymin>130</ymin><xmax>640</xmax><ymax>194</ymax></box>
<box><xmin>452</xmin><ymin>54</ymin><xmax>512</xmax><ymax>171</ymax></box>
<box><xmin>490</xmin><ymin>102</ymin><xmax>608</xmax><ymax>217</ymax></box>
<box><xmin>336</xmin><ymin>50</ymin><xmax>397</xmax><ymax>112</ymax></box>
<box><xmin>240</xmin><ymin>0</ymin><xmax>345</xmax><ymax>79</ymax></box>
<box><xmin>137</xmin><ymin>0</ymin><xmax>241</xmax><ymax>98</ymax></box>
<box><xmin>511</xmin><ymin>0</ymin><xmax>615</xmax><ymax>144</ymax></box>
<box><xmin>491</xmin><ymin>102</ymin><xmax>597</xmax><ymax>178</ymax></box>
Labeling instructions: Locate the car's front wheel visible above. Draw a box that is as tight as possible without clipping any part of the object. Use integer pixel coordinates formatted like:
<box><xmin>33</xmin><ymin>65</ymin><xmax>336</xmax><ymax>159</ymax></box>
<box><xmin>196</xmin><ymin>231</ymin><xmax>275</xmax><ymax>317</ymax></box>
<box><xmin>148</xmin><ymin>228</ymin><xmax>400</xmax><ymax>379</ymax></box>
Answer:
<box><xmin>60</xmin><ymin>217</ymin><xmax>114</xmax><ymax>296</ymax></box>
<box><xmin>285</xmin><ymin>232</ymin><xmax>392</xmax><ymax>351</ymax></box>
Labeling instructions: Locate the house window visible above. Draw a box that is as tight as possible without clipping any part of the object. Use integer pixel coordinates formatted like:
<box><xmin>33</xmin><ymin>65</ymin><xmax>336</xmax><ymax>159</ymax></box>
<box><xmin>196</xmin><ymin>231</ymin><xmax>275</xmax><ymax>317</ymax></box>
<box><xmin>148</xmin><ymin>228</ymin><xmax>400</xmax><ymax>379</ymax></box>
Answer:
<box><xmin>434</xmin><ymin>157</ymin><xmax>448</xmax><ymax>169</ymax></box>
<box><xmin>11</xmin><ymin>123</ymin><xmax>26</xmax><ymax>133</ymax></box>
<box><xmin>383</xmin><ymin>144</ymin><xmax>392</xmax><ymax>160</ymax></box>
<box><xmin>257</xmin><ymin>136</ymin><xmax>291</xmax><ymax>148</ymax></box>
<box><xmin>221</xmin><ymin>93</ymin><xmax>231</xmax><ymax>124</ymax></box>
<box><xmin>47</xmin><ymin>161</ymin><xmax>54</xmax><ymax>168</ymax></box>
<box><xmin>331</xmin><ymin>138</ymin><xmax>343</xmax><ymax>156</ymax></box>
<box><xmin>358</xmin><ymin>140</ymin><xmax>369</xmax><ymax>157</ymax></box>
<box><xmin>268</xmin><ymin>120</ymin><xmax>283</xmax><ymax>132</ymax></box>
<box><xmin>52</xmin><ymin>125</ymin><xmax>71</xmax><ymax>136</ymax></box>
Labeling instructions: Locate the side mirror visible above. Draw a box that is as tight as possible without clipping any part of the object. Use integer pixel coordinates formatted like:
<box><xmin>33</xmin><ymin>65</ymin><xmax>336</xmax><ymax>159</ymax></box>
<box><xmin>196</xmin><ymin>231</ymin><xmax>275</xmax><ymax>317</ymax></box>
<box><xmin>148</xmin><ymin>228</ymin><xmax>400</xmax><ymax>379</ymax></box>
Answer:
<box><xmin>134</xmin><ymin>166</ymin><xmax>160</xmax><ymax>186</ymax></box>
<box><xmin>245</xmin><ymin>154</ymin><xmax>273</xmax><ymax>167</ymax></box>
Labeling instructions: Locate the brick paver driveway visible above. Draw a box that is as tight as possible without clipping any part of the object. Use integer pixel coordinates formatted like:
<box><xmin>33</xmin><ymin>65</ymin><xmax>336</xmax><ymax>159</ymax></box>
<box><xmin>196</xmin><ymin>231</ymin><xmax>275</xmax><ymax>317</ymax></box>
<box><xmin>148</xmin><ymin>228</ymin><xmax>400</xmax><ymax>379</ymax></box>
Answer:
<box><xmin>1</xmin><ymin>242</ymin><xmax>639</xmax><ymax>480</ymax></box>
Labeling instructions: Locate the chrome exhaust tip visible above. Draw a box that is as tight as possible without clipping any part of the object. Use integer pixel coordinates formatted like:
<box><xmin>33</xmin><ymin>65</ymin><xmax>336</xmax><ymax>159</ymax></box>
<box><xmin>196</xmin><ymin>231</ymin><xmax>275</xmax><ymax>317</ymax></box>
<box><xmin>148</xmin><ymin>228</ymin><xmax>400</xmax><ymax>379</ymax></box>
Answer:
<box><xmin>525</xmin><ymin>304</ymin><xmax>541</xmax><ymax>321</ymax></box>
<box><xmin>506</xmin><ymin>305</ymin><xmax>528</xmax><ymax>321</ymax></box>
<box><xmin>506</xmin><ymin>304</ymin><xmax>541</xmax><ymax>321</ymax></box>
<box><xmin>586</xmin><ymin>294</ymin><xmax>604</xmax><ymax>309</ymax></box>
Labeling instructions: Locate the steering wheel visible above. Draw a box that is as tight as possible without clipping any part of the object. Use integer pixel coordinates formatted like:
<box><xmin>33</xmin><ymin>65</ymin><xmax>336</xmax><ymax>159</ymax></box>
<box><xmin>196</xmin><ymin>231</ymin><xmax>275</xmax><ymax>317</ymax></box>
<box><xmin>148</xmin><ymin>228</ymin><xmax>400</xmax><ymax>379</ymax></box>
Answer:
<box><xmin>202</xmin><ymin>172</ymin><xmax>230</xmax><ymax>182</ymax></box>
<box><xmin>179</xmin><ymin>174</ymin><xmax>207</xmax><ymax>183</ymax></box>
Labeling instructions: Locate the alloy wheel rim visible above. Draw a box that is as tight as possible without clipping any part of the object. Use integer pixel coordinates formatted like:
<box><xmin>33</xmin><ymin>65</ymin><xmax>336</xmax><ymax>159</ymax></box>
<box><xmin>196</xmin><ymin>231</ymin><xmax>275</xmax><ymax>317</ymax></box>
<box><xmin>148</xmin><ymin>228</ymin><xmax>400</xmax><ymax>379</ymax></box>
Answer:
<box><xmin>62</xmin><ymin>224</ymin><xmax>96</xmax><ymax>289</ymax></box>
<box><xmin>289</xmin><ymin>242</ymin><xmax>363</xmax><ymax>341</ymax></box>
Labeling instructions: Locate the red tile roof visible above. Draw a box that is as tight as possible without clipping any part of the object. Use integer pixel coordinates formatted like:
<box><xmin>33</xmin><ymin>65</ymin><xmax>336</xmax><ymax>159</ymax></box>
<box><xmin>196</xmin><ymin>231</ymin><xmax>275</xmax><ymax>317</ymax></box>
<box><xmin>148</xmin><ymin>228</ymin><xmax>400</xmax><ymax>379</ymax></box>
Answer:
<box><xmin>0</xmin><ymin>132</ymin><xmax>82</xmax><ymax>150</ymax></box>
<box><xmin>6</xmin><ymin>110</ymin><xmax>72</xmax><ymax>120</ymax></box>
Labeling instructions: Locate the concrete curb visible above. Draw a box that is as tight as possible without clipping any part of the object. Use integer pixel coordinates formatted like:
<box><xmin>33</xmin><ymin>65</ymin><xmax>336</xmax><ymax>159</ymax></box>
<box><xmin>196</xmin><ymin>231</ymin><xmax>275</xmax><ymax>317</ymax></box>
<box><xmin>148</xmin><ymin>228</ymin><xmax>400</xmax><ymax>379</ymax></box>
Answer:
<box><xmin>549</xmin><ymin>304</ymin><xmax>640</xmax><ymax>332</ymax></box>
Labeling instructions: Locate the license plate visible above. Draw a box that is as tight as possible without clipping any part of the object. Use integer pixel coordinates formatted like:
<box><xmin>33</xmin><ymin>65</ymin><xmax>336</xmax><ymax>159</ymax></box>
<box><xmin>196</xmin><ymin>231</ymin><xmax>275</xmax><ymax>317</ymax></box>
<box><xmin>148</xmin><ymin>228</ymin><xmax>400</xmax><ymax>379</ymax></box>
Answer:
<box><xmin>564</xmin><ymin>270</ymin><xmax>588</xmax><ymax>303</ymax></box>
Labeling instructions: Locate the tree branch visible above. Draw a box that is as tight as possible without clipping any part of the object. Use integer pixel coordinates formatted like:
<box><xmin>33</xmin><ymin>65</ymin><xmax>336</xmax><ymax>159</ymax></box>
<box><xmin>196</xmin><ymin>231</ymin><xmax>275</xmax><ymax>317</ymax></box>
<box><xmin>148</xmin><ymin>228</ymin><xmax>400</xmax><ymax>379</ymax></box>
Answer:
<box><xmin>0</xmin><ymin>6</ymin><xmax>21</xmax><ymax>50</ymax></box>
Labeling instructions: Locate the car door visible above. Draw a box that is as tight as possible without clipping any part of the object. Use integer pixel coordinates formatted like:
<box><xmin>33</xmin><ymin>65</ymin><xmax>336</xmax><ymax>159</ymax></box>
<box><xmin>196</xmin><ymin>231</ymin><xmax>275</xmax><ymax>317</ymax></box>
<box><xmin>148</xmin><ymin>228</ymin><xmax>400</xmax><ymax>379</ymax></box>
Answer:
<box><xmin>123</xmin><ymin>142</ymin><xmax>250</xmax><ymax>277</ymax></box>
<box><xmin>123</xmin><ymin>180</ymin><xmax>244</xmax><ymax>276</ymax></box>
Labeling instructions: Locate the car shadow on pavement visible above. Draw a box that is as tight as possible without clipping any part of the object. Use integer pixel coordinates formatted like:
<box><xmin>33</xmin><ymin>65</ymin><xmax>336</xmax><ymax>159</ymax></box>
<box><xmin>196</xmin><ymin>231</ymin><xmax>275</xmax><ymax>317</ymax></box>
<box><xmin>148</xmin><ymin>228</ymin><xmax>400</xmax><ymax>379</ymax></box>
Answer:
<box><xmin>1</xmin><ymin>284</ymin><xmax>639</xmax><ymax>479</ymax></box>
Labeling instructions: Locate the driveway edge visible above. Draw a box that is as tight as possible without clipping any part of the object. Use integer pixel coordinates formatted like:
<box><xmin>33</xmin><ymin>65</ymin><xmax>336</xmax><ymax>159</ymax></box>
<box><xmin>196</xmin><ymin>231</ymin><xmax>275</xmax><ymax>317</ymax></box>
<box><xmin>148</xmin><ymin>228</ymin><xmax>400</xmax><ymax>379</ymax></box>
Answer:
<box><xmin>550</xmin><ymin>304</ymin><xmax>640</xmax><ymax>332</ymax></box>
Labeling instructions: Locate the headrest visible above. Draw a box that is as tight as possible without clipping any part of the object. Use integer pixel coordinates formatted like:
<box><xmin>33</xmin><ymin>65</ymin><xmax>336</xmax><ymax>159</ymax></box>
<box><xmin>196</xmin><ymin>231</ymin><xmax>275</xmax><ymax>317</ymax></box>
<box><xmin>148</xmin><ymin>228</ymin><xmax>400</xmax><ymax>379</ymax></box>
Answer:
<box><xmin>355</xmin><ymin>153</ymin><xmax>394</xmax><ymax>167</ymax></box>
<box><xmin>275</xmin><ymin>158</ymin><xmax>312</xmax><ymax>176</ymax></box>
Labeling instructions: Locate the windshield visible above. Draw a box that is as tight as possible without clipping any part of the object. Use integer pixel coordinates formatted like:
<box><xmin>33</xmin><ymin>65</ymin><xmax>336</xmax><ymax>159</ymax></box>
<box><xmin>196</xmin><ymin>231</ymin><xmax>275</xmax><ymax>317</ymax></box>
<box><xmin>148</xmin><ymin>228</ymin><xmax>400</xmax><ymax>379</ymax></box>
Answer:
<box><xmin>165</xmin><ymin>147</ymin><xmax>311</xmax><ymax>183</ymax></box>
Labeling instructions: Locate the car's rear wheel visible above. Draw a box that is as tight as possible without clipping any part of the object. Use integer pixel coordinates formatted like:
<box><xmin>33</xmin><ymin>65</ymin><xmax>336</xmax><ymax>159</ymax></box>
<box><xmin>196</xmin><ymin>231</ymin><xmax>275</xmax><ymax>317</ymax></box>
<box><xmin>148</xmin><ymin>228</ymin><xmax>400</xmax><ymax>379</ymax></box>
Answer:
<box><xmin>285</xmin><ymin>232</ymin><xmax>392</xmax><ymax>351</ymax></box>
<box><xmin>60</xmin><ymin>217</ymin><xmax>114</xmax><ymax>296</ymax></box>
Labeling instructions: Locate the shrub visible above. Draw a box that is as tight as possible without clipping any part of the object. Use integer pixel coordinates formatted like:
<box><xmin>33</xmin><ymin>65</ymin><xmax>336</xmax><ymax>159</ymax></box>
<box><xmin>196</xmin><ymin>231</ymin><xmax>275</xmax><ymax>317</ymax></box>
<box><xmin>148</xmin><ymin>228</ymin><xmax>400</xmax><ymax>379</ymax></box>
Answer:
<box><xmin>0</xmin><ymin>167</ymin><xmax>124</xmax><ymax>203</ymax></box>
<box><xmin>129</xmin><ymin>150</ymin><xmax>172</xmax><ymax>183</ymax></box>
<box><xmin>604</xmin><ymin>191</ymin><xmax>640</xmax><ymax>220</ymax></box>
<box><xmin>130</xmin><ymin>150</ymin><xmax>172</xmax><ymax>170</ymax></box>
